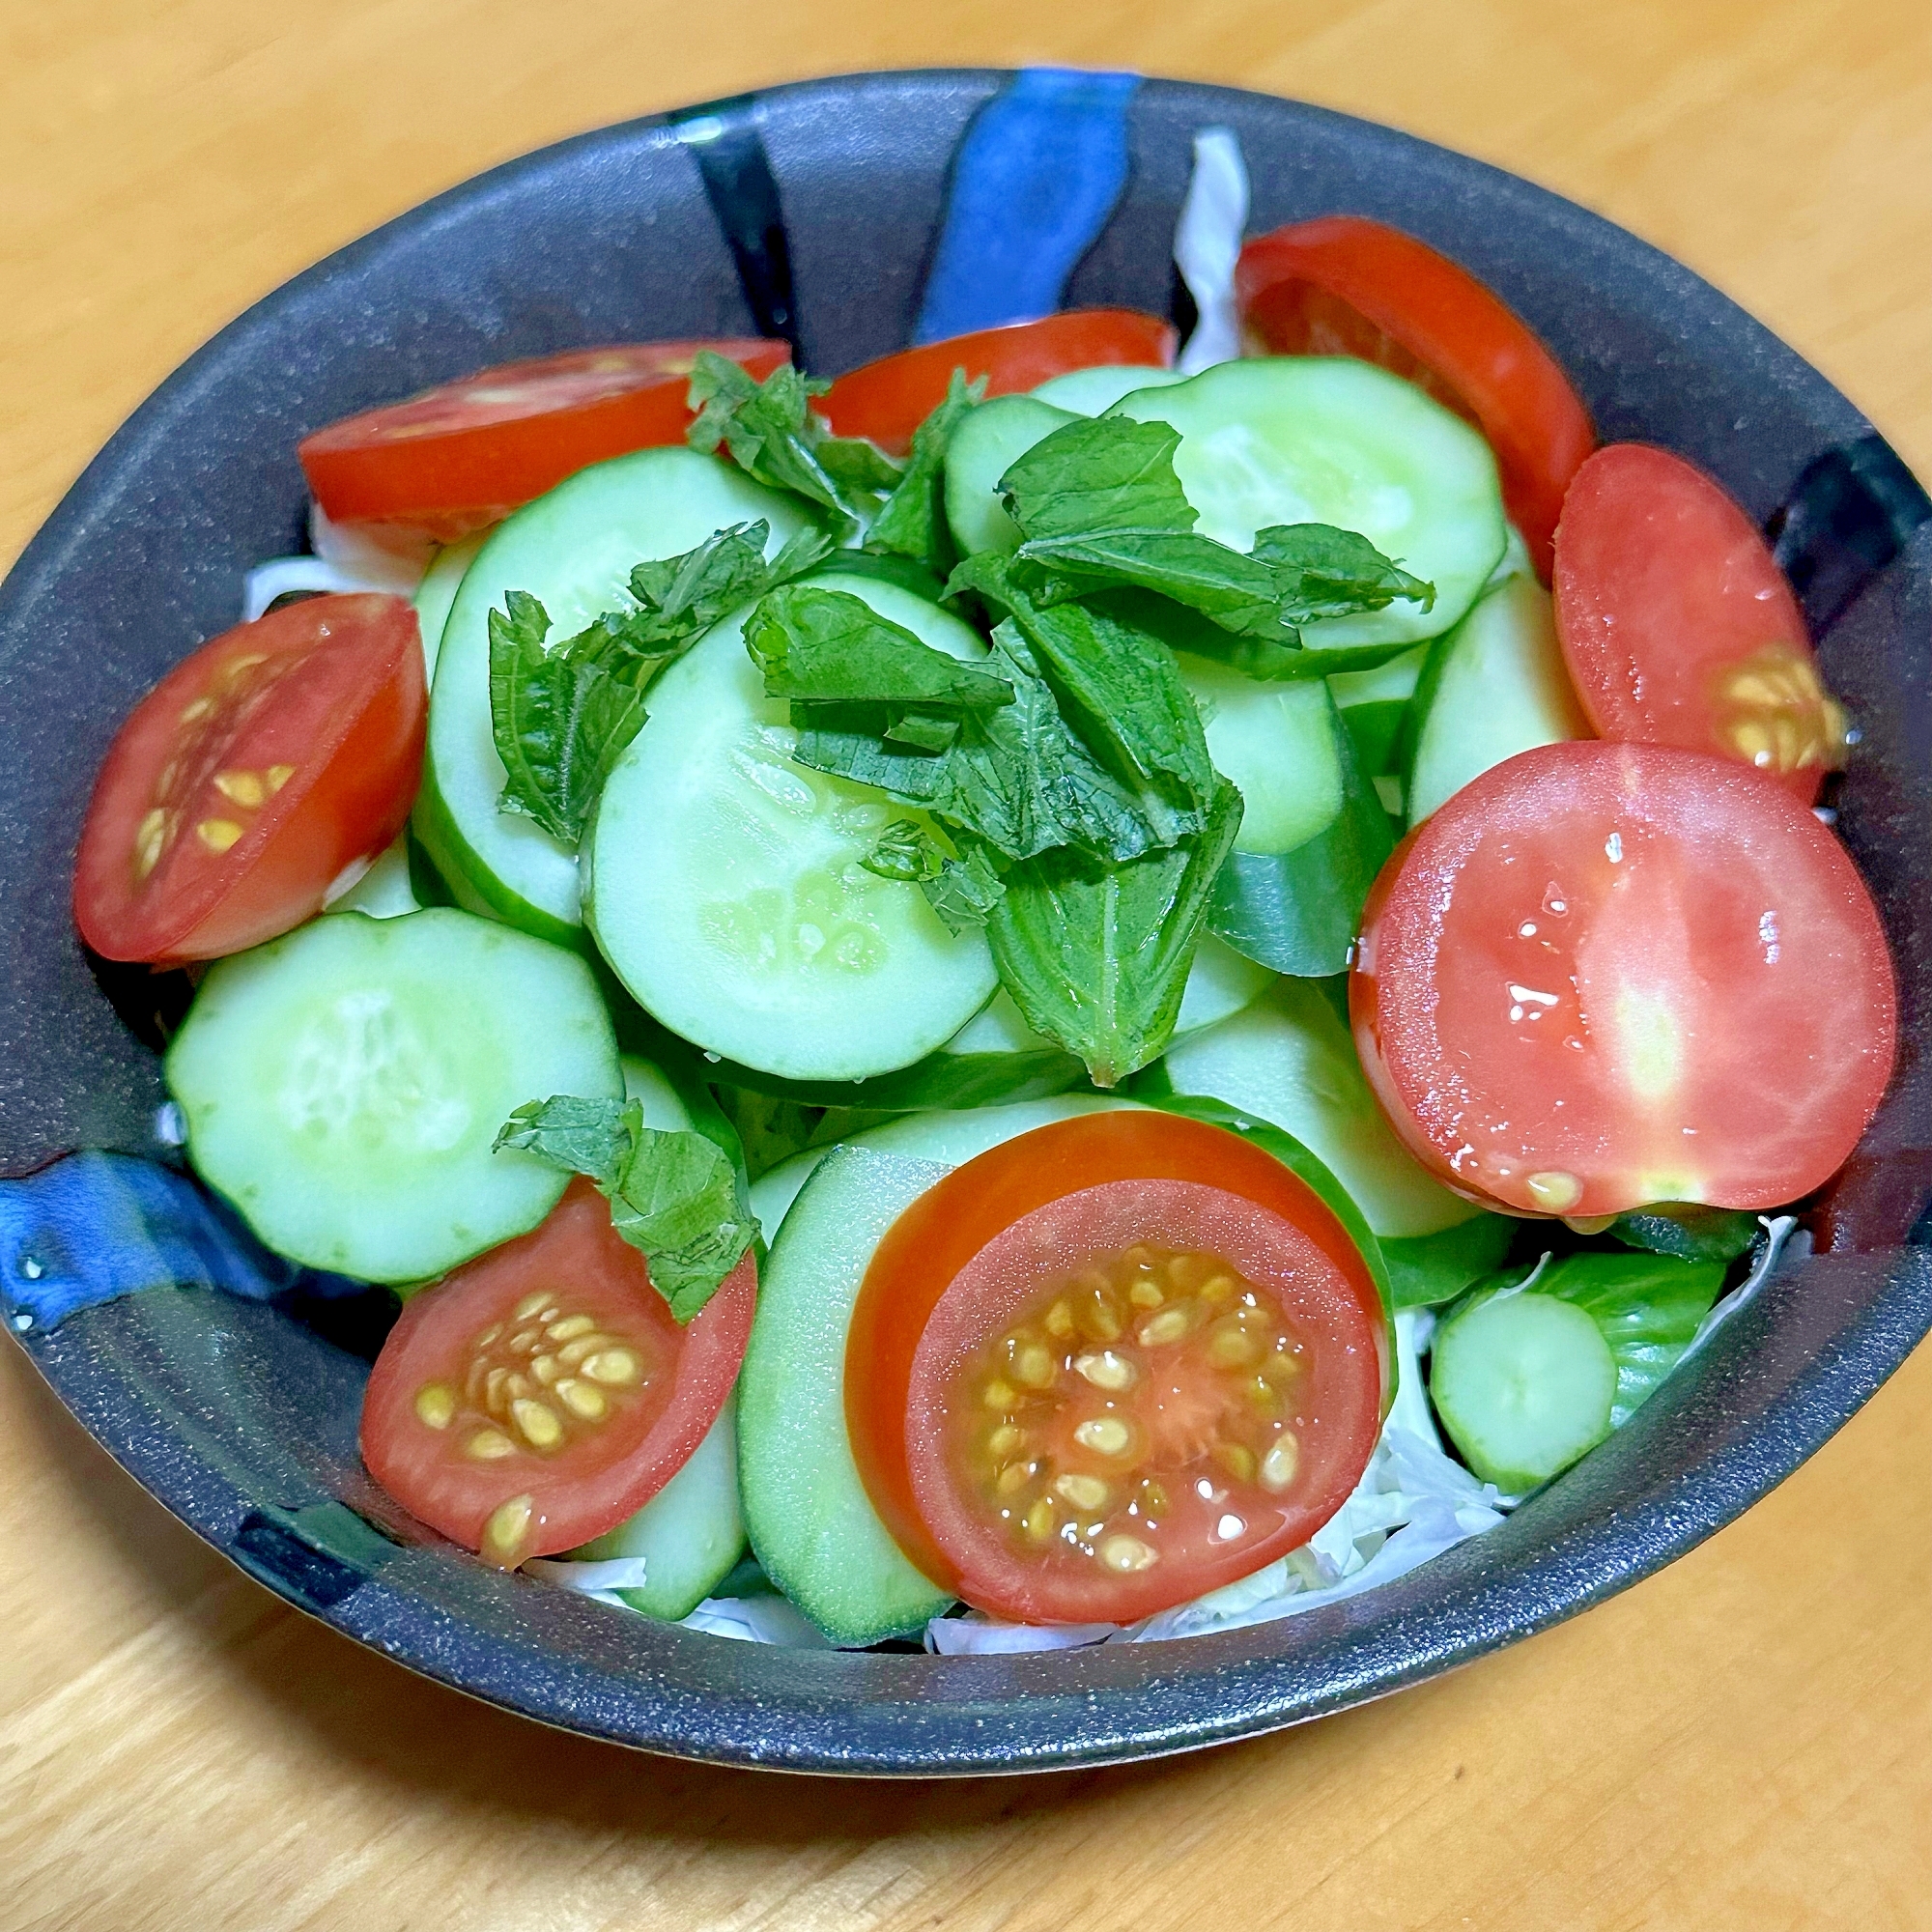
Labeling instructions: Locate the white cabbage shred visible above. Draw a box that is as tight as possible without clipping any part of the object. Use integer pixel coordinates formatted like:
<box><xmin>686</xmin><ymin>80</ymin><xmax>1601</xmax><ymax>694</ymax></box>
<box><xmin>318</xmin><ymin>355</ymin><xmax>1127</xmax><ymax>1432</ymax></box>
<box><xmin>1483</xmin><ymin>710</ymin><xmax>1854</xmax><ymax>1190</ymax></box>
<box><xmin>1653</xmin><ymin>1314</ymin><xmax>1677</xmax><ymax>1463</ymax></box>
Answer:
<box><xmin>1173</xmin><ymin>128</ymin><xmax>1251</xmax><ymax>376</ymax></box>
<box><xmin>241</xmin><ymin>504</ymin><xmax>428</xmax><ymax>620</ymax></box>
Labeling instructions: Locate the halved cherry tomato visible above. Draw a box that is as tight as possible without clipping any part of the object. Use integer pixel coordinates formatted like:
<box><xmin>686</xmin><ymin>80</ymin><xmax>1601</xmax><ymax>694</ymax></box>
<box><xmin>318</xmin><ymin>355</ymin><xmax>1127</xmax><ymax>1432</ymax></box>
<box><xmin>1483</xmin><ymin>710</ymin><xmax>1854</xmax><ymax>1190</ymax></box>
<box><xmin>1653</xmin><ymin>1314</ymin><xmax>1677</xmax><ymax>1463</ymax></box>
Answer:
<box><xmin>816</xmin><ymin>310</ymin><xmax>1177</xmax><ymax>453</ymax></box>
<box><xmin>1350</xmin><ymin>741</ymin><xmax>1896</xmax><ymax>1221</ymax></box>
<box><xmin>360</xmin><ymin>1179</ymin><xmax>756</xmax><ymax>1566</ymax></box>
<box><xmin>1237</xmin><ymin>216</ymin><xmax>1595</xmax><ymax>580</ymax></box>
<box><xmin>1554</xmin><ymin>443</ymin><xmax>1845</xmax><ymax>803</ymax></box>
<box><xmin>298</xmin><ymin>339</ymin><xmax>790</xmax><ymax>543</ymax></box>
<box><xmin>72</xmin><ymin>593</ymin><xmax>425</xmax><ymax>962</ymax></box>
<box><xmin>845</xmin><ymin>1113</ymin><xmax>1386</xmax><ymax>1626</ymax></box>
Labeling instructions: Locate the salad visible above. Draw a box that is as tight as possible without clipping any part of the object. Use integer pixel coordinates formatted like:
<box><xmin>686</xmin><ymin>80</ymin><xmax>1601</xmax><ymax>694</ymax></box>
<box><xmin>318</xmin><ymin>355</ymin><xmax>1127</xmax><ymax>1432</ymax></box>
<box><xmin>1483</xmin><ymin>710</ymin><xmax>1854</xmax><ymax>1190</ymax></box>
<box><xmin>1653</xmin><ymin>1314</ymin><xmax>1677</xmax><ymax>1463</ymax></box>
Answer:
<box><xmin>66</xmin><ymin>143</ymin><xmax>1897</xmax><ymax>1655</ymax></box>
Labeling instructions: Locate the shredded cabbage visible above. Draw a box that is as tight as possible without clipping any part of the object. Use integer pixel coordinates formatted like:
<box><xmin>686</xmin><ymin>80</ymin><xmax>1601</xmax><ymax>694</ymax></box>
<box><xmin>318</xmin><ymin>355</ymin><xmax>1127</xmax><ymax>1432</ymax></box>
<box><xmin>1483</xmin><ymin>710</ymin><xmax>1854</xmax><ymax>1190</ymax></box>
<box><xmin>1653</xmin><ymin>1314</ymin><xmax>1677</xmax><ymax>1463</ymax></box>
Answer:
<box><xmin>1173</xmin><ymin>128</ymin><xmax>1250</xmax><ymax>376</ymax></box>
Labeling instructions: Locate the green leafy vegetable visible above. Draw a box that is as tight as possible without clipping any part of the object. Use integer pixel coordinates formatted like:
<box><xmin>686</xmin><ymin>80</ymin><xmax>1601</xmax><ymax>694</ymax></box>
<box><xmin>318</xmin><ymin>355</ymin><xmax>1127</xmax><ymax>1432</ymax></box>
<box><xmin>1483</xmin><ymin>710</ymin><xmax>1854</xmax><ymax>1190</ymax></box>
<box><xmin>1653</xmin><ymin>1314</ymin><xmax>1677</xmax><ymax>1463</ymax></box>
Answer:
<box><xmin>495</xmin><ymin>1095</ymin><xmax>756</xmax><ymax>1321</ymax></box>
<box><xmin>866</xmin><ymin>369</ymin><xmax>985</xmax><ymax>572</ymax></box>
<box><xmin>686</xmin><ymin>350</ymin><xmax>898</xmax><ymax>532</ymax></box>
<box><xmin>488</xmin><ymin>591</ymin><xmax>649</xmax><ymax>846</ymax></box>
<box><xmin>745</xmin><ymin>584</ymin><xmax>1014</xmax><ymax>710</ymax></box>
<box><xmin>950</xmin><ymin>554</ymin><xmax>1217</xmax><ymax>842</ymax></box>
<box><xmin>987</xmin><ymin>779</ymin><xmax>1243</xmax><ymax>1086</ymax></box>
<box><xmin>991</xmin><ymin>415</ymin><xmax>1433</xmax><ymax>648</ymax></box>
<box><xmin>1605</xmin><ymin>1205</ymin><xmax>1762</xmax><ymax>1264</ymax></box>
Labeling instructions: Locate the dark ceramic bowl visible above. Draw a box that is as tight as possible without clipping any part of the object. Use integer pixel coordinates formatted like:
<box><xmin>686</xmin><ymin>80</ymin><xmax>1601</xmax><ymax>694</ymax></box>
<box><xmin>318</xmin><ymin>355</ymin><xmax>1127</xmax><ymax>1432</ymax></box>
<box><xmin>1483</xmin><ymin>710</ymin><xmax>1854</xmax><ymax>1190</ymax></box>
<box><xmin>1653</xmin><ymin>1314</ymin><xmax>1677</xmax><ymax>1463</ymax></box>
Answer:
<box><xmin>2</xmin><ymin>71</ymin><xmax>1927</xmax><ymax>1776</ymax></box>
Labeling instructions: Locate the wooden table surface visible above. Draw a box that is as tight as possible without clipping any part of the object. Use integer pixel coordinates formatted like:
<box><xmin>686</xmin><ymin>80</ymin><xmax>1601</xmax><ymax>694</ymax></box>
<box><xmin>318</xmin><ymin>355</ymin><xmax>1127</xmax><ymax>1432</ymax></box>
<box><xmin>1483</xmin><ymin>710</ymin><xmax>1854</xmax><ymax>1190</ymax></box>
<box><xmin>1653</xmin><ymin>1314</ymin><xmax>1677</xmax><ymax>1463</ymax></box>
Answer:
<box><xmin>3</xmin><ymin>4</ymin><xmax>1927</xmax><ymax>1927</ymax></box>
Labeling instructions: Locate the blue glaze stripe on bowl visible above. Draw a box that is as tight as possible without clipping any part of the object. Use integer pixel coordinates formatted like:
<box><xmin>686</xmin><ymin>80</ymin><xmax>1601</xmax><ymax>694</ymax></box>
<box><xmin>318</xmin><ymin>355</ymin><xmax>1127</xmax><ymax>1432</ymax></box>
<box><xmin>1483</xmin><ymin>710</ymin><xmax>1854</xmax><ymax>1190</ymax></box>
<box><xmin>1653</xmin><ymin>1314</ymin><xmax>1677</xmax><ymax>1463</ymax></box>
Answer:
<box><xmin>673</xmin><ymin>97</ymin><xmax>801</xmax><ymax>352</ymax></box>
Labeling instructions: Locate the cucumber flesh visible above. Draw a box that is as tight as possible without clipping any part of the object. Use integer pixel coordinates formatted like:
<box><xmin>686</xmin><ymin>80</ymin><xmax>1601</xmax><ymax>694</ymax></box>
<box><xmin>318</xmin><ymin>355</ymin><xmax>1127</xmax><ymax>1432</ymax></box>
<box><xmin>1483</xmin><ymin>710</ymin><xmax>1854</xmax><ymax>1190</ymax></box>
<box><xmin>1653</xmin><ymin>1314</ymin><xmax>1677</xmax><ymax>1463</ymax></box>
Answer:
<box><xmin>748</xmin><ymin>1094</ymin><xmax>1137</xmax><ymax>1245</ymax></box>
<box><xmin>1108</xmin><ymin>357</ymin><xmax>1507</xmax><ymax>653</ymax></box>
<box><xmin>420</xmin><ymin>448</ymin><xmax>811</xmax><ymax>938</ymax></box>
<box><xmin>621</xmin><ymin>1053</ymin><xmax>692</xmax><ymax>1130</ymax></box>
<box><xmin>328</xmin><ymin>840</ymin><xmax>418</xmax><ymax>920</ymax></box>
<box><xmin>1030</xmin><ymin>365</ymin><xmax>1190</xmax><ymax>415</ymax></box>
<box><xmin>1152</xmin><ymin>978</ymin><xmax>1482</xmax><ymax>1239</ymax></box>
<box><xmin>412</xmin><ymin>530</ymin><xmax>486</xmax><ymax>688</ymax></box>
<box><xmin>942</xmin><ymin>393</ymin><xmax>1076</xmax><ymax>557</ymax></box>
<box><xmin>1429</xmin><ymin>1292</ymin><xmax>1618</xmax><ymax>1492</ymax></box>
<box><xmin>573</xmin><ymin>1395</ymin><xmax>746</xmax><ymax>1619</ymax></box>
<box><xmin>587</xmin><ymin>572</ymin><xmax>998</xmax><ymax>1082</ymax></box>
<box><xmin>737</xmin><ymin>1145</ymin><xmax>958</xmax><ymax>1643</ymax></box>
<box><xmin>1180</xmin><ymin>652</ymin><xmax>1344</xmax><ymax>854</ymax></box>
<box><xmin>1405</xmin><ymin>574</ymin><xmax>1591</xmax><ymax>828</ymax></box>
<box><xmin>166</xmin><ymin>909</ymin><xmax>621</xmax><ymax>1283</ymax></box>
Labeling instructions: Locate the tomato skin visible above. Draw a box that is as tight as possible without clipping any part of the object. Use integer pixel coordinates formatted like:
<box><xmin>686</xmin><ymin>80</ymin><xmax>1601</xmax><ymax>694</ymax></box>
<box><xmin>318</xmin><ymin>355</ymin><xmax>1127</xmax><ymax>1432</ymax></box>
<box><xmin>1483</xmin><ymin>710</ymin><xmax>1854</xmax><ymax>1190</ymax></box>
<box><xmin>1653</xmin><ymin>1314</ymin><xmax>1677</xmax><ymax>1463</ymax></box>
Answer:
<box><xmin>1236</xmin><ymin>217</ymin><xmax>1595</xmax><ymax>580</ymax></box>
<box><xmin>72</xmin><ymin>593</ymin><xmax>425</xmax><ymax>963</ymax></box>
<box><xmin>298</xmin><ymin>339</ymin><xmax>789</xmax><ymax>542</ymax></box>
<box><xmin>817</xmin><ymin>310</ymin><xmax>1177</xmax><ymax>453</ymax></box>
<box><xmin>845</xmin><ymin>1113</ymin><xmax>1387</xmax><ymax>1622</ymax></box>
<box><xmin>1553</xmin><ymin>442</ymin><xmax>1841</xmax><ymax>803</ymax></box>
<box><xmin>1350</xmin><ymin>741</ymin><xmax>1897</xmax><ymax>1220</ymax></box>
<box><xmin>361</xmin><ymin>1179</ymin><xmax>755</xmax><ymax>1564</ymax></box>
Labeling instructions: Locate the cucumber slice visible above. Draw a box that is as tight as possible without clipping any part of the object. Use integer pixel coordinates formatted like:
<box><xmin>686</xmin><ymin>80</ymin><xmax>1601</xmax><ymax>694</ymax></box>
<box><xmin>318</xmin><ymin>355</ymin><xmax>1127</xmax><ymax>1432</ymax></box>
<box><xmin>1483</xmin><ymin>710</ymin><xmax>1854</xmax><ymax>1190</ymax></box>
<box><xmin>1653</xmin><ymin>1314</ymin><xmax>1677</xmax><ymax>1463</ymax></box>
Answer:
<box><xmin>1030</xmin><ymin>364</ymin><xmax>1190</xmax><ymax>415</ymax></box>
<box><xmin>1405</xmin><ymin>574</ymin><xmax>1591</xmax><ymax>827</ymax></box>
<box><xmin>1429</xmin><ymin>1292</ymin><xmax>1618</xmax><ymax>1492</ymax></box>
<box><xmin>738</xmin><ymin>1144</ymin><xmax>958</xmax><ymax>1643</ymax></box>
<box><xmin>412</xmin><ymin>530</ymin><xmax>486</xmax><ymax>687</ymax></box>
<box><xmin>1108</xmin><ymin>357</ymin><xmax>1507</xmax><ymax>652</ymax></box>
<box><xmin>942</xmin><ymin>393</ymin><xmax>1075</xmax><ymax>557</ymax></box>
<box><xmin>166</xmin><ymin>908</ymin><xmax>621</xmax><ymax>1283</ymax></box>
<box><xmin>1181</xmin><ymin>652</ymin><xmax>1344</xmax><ymax>854</ymax></box>
<box><xmin>328</xmin><ymin>839</ymin><xmax>418</xmax><ymax>920</ymax></box>
<box><xmin>418</xmin><ymin>448</ymin><xmax>810</xmax><ymax>940</ymax></box>
<box><xmin>1149</xmin><ymin>978</ymin><xmax>1484</xmax><ymax>1239</ymax></box>
<box><xmin>1330</xmin><ymin>642</ymin><xmax>1429</xmax><ymax>778</ymax></box>
<box><xmin>1208</xmin><ymin>685</ymin><xmax>1393</xmax><ymax>977</ymax></box>
<box><xmin>573</xmin><ymin>1395</ymin><xmax>746</xmax><ymax>1619</ymax></box>
<box><xmin>747</xmin><ymin>1094</ymin><xmax>1138</xmax><ymax>1247</ymax></box>
<box><xmin>621</xmin><ymin>1053</ymin><xmax>692</xmax><ymax>1130</ymax></box>
<box><xmin>587</xmin><ymin>572</ymin><xmax>998</xmax><ymax>1081</ymax></box>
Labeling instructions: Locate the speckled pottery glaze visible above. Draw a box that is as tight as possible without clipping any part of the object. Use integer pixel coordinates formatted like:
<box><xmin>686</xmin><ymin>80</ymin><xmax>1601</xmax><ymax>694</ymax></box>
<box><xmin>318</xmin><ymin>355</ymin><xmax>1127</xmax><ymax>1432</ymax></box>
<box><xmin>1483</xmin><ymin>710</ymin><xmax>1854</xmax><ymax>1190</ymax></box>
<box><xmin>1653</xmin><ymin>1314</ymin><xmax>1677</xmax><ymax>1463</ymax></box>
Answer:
<box><xmin>1</xmin><ymin>71</ymin><xmax>1927</xmax><ymax>1775</ymax></box>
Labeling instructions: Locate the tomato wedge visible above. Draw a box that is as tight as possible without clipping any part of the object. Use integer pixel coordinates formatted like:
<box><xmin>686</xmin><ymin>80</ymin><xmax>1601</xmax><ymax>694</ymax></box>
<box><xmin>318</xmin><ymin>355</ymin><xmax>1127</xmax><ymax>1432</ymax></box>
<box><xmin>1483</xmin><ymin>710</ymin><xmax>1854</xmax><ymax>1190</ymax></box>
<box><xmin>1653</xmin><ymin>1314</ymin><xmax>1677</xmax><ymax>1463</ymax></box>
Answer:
<box><xmin>361</xmin><ymin>1179</ymin><xmax>756</xmax><ymax>1566</ymax></box>
<box><xmin>816</xmin><ymin>310</ymin><xmax>1177</xmax><ymax>453</ymax></box>
<box><xmin>1236</xmin><ymin>216</ymin><xmax>1595</xmax><ymax>580</ymax></box>
<box><xmin>845</xmin><ymin>1113</ymin><xmax>1386</xmax><ymax>1626</ymax></box>
<box><xmin>298</xmin><ymin>339</ymin><xmax>789</xmax><ymax>543</ymax></box>
<box><xmin>1554</xmin><ymin>442</ymin><xmax>1846</xmax><ymax>803</ymax></box>
<box><xmin>72</xmin><ymin>593</ymin><xmax>425</xmax><ymax>962</ymax></box>
<box><xmin>1351</xmin><ymin>742</ymin><xmax>1896</xmax><ymax>1221</ymax></box>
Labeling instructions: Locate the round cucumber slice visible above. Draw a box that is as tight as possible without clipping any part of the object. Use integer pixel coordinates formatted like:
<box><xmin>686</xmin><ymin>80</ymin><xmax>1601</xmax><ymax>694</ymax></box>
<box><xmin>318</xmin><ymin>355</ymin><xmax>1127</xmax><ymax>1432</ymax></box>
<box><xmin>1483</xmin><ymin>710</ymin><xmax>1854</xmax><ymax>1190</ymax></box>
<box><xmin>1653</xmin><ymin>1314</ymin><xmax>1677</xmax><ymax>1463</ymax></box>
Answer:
<box><xmin>1180</xmin><ymin>652</ymin><xmax>1345</xmax><ymax>854</ymax></box>
<box><xmin>942</xmin><ymin>392</ymin><xmax>1076</xmax><ymax>557</ymax></box>
<box><xmin>587</xmin><ymin>572</ymin><xmax>999</xmax><ymax>1082</ymax></box>
<box><xmin>1430</xmin><ymin>1291</ymin><xmax>1618</xmax><ymax>1492</ymax></box>
<box><xmin>1405</xmin><ymin>574</ymin><xmax>1591</xmax><ymax>827</ymax></box>
<box><xmin>1108</xmin><ymin>356</ymin><xmax>1508</xmax><ymax>651</ymax></box>
<box><xmin>1030</xmin><ymin>364</ymin><xmax>1191</xmax><ymax>415</ymax></box>
<box><xmin>419</xmin><ymin>447</ymin><xmax>810</xmax><ymax>938</ymax></box>
<box><xmin>572</xmin><ymin>1395</ymin><xmax>746</xmax><ymax>1620</ymax></box>
<box><xmin>411</xmin><ymin>529</ymin><xmax>486</xmax><ymax>688</ymax></box>
<box><xmin>1155</xmin><ymin>979</ymin><xmax>1478</xmax><ymax>1238</ymax></box>
<box><xmin>167</xmin><ymin>908</ymin><xmax>621</xmax><ymax>1283</ymax></box>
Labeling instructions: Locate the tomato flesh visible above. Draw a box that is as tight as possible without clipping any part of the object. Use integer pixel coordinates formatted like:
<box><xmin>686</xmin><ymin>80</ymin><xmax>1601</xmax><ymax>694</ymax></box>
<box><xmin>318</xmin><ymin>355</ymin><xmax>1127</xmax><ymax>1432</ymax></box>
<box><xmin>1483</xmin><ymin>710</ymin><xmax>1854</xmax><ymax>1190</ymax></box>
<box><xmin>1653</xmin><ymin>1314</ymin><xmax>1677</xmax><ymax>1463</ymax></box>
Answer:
<box><xmin>360</xmin><ymin>1179</ymin><xmax>755</xmax><ymax>1566</ymax></box>
<box><xmin>1553</xmin><ymin>442</ymin><xmax>1845</xmax><ymax>802</ymax></box>
<box><xmin>1351</xmin><ymin>741</ymin><xmax>1897</xmax><ymax>1219</ymax></box>
<box><xmin>72</xmin><ymin>593</ymin><xmax>425</xmax><ymax>962</ymax></box>
<box><xmin>817</xmin><ymin>310</ymin><xmax>1177</xmax><ymax>453</ymax></box>
<box><xmin>1236</xmin><ymin>216</ymin><xmax>1595</xmax><ymax>580</ymax></box>
<box><xmin>298</xmin><ymin>339</ymin><xmax>789</xmax><ymax>542</ymax></box>
<box><xmin>845</xmin><ymin>1113</ymin><xmax>1386</xmax><ymax>1626</ymax></box>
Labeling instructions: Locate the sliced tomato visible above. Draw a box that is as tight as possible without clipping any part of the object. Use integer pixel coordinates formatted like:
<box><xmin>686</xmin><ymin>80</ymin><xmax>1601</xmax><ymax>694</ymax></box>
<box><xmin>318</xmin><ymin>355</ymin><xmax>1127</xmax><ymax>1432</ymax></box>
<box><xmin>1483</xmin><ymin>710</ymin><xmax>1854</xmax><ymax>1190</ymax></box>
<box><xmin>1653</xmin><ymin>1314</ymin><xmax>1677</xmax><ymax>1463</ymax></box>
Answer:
<box><xmin>816</xmin><ymin>310</ymin><xmax>1177</xmax><ymax>453</ymax></box>
<box><xmin>360</xmin><ymin>1179</ymin><xmax>756</xmax><ymax>1566</ymax></box>
<box><xmin>845</xmin><ymin>1113</ymin><xmax>1386</xmax><ymax>1626</ymax></box>
<box><xmin>1554</xmin><ymin>443</ymin><xmax>1845</xmax><ymax>803</ymax></box>
<box><xmin>298</xmin><ymin>339</ymin><xmax>790</xmax><ymax>543</ymax></box>
<box><xmin>1236</xmin><ymin>216</ymin><xmax>1595</xmax><ymax>580</ymax></box>
<box><xmin>72</xmin><ymin>593</ymin><xmax>425</xmax><ymax>962</ymax></box>
<box><xmin>1350</xmin><ymin>741</ymin><xmax>1896</xmax><ymax>1221</ymax></box>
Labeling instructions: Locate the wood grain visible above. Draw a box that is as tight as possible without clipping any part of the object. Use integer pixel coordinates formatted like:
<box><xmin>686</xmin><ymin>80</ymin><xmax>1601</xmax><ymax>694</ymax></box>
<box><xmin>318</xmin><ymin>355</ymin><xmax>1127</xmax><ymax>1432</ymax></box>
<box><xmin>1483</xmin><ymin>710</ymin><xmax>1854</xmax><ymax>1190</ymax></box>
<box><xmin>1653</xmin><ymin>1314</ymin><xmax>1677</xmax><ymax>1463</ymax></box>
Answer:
<box><xmin>2</xmin><ymin>5</ymin><xmax>1927</xmax><ymax>1928</ymax></box>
